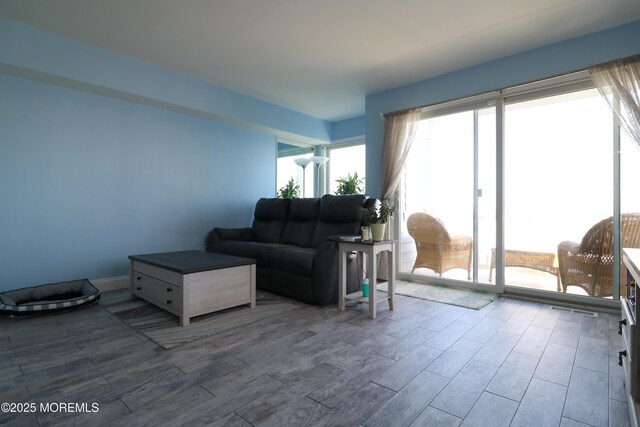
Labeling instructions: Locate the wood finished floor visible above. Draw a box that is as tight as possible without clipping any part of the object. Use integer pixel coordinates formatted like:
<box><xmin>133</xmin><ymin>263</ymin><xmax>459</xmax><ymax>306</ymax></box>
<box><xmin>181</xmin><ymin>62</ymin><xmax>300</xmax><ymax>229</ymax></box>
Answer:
<box><xmin>0</xmin><ymin>290</ymin><xmax>631</xmax><ymax>426</ymax></box>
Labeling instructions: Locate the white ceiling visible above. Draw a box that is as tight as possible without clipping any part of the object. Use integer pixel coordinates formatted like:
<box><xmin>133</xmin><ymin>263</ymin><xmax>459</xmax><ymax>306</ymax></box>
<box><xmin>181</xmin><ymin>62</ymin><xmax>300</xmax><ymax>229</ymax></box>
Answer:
<box><xmin>1</xmin><ymin>0</ymin><xmax>640</xmax><ymax>122</ymax></box>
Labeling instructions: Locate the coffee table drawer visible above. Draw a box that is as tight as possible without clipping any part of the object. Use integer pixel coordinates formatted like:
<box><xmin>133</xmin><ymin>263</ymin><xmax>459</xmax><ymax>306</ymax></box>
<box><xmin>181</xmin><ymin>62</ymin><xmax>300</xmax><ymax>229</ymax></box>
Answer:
<box><xmin>132</xmin><ymin>260</ymin><xmax>183</xmax><ymax>286</ymax></box>
<box><xmin>132</xmin><ymin>272</ymin><xmax>183</xmax><ymax>312</ymax></box>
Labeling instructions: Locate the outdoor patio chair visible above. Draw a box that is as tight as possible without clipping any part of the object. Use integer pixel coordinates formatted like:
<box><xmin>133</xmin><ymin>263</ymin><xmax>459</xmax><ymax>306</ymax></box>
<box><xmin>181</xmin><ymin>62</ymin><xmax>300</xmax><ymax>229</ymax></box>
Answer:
<box><xmin>407</xmin><ymin>212</ymin><xmax>472</xmax><ymax>280</ymax></box>
<box><xmin>557</xmin><ymin>213</ymin><xmax>640</xmax><ymax>297</ymax></box>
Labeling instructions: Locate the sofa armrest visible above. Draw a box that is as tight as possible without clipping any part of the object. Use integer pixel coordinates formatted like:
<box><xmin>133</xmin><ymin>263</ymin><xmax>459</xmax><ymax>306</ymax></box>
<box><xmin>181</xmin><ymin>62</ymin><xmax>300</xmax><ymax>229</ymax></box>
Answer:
<box><xmin>311</xmin><ymin>237</ymin><xmax>359</xmax><ymax>305</ymax></box>
<box><xmin>216</xmin><ymin>227</ymin><xmax>253</xmax><ymax>241</ymax></box>
<box><xmin>206</xmin><ymin>227</ymin><xmax>252</xmax><ymax>251</ymax></box>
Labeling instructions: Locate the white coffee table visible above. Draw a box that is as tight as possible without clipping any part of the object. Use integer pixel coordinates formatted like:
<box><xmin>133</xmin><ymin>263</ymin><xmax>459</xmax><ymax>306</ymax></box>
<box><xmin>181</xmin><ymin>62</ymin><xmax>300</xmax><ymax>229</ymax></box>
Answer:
<box><xmin>129</xmin><ymin>250</ymin><xmax>256</xmax><ymax>326</ymax></box>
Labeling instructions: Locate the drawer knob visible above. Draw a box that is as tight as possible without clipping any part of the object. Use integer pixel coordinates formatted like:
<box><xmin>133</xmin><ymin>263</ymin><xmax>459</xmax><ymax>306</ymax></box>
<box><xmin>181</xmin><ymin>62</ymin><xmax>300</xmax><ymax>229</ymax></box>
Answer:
<box><xmin>619</xmin><ymin>319</ymin><xmax>627</xmax><ymax>335</ymax></box>
<box><xmin>136</xmin><ymin>286</ymin><xmax>142</xmax><ymax>291</ymax></box>
<box><xmin>136</xmin><ymin>276</ymin><xmax>142</xmax><ymax>281</ymax></box>
<box><xmin>166</xmin><ymin>287</ymin><xmax>172</xmax><ymax>293</ymax></box>
<box><xmin>619</xmin><ymin>350</ymin><xmax>627</xmax><ymax>366</ymax></box>
<box><xmin>166</xmin><ymin>300</ymin><xmax>172</xmax><ymax>305</ymax></box>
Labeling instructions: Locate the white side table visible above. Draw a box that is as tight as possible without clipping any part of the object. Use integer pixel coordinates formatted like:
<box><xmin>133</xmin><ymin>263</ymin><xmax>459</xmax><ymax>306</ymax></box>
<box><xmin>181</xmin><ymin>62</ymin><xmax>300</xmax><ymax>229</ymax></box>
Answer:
<box><xmin>338</xmin><ymin>240</ymin><xmax>396</xmax><ymax>319</ymax></box>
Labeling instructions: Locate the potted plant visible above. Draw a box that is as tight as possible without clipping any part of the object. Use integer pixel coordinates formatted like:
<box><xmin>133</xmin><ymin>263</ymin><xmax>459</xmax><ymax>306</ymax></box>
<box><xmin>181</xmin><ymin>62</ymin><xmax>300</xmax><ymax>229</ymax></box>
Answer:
<box><xmin>277</xmin><ymin>178</ymin><xmax>300</xmax><ymax>199</ymax></box>
<box><xmin>362</xmin><ymin>201</ymin><xmax>396</xmax><ymax>241</ymax></box>
<box><xmin>335</xmin><ymin>172</ymin><xmax>364</xmax><ymax>195</ymax></box>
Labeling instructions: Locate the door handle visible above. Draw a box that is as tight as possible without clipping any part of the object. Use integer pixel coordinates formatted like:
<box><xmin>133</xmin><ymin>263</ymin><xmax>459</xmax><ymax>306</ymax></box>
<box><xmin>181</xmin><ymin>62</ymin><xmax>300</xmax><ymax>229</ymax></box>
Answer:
<box><xmin>619</xmin><ymin>350</ymin><xmax>627</xmax><ymax>366</ymax></box>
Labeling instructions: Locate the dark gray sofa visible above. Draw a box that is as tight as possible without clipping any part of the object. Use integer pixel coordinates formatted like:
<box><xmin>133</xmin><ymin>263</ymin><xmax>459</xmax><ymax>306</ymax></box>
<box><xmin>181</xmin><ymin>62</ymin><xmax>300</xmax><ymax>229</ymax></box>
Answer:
<box><xmin>206</xmin><ymin>194</ymin><xmax>374</xmax><ymax>305</ymax></box>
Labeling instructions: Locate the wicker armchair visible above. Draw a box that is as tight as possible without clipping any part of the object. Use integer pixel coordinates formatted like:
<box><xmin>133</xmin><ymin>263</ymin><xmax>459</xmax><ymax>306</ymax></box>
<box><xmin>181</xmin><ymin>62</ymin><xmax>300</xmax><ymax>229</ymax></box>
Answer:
<box><xmin>558</xmin><ymin>213</ymin><xmax>640</xmax><ymax>297</ymax></box>
<box><xmin>407</xmin><ymin>212</ymin><xmax>472</xmax><ymax>280</ymax></box>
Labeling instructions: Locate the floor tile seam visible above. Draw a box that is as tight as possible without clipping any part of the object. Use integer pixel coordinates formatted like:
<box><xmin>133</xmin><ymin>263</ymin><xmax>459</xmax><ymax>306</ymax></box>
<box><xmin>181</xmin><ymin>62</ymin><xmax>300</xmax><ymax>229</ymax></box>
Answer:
<box><xmin>554</xmin><ymin>369</ymin><xmax>573</xmax><ymax>426</ymax></box>
<box><xmin>413</xmin><ymin>404</ymin><xmax>462</xmax><ymax>424</ymax></box>
<box><xmin>494</xmin><ymin>329</ymin><xmax>527</xmax><ymax>340</ymax></box>
<box><xmin>369</xmin><ymin>374</ymin><xmax>449</xmax><ymax>426</ymax></box>
<box><xmin>426</xmin><ymin>359</ymin><xmax>501</xmax><ymax>419</ymax></box>
<box><xmin>572</xmin><ymin>358</ymin><xmax>610</xmax><ymax>375</ymax></box>
<box><xmin>369</xmin><ymin>377</ymin><xmax>415</xmax><ymax>394</ymax></box>
<box><xmin>531</xmin><ymin>371</ymin><xmax>571</xmax><ymax>388</ymax></box>
<box><xmin>561</xmin><ymin>413</ymin><xmax>597</xmax><ymax>427</ymax></box>
<box><xmin>478</xmin><ymin>389</ymin><xmax>521</xmax><ymax>424</ymax></box>
<box><xmin>457</xmin><ymin>316</ymin><xmax>491</xmax><ymax>327</ymax></box>
<box><xmin>563</xmin><ymin>365</ymin><xmax>610</xmax><ymax>425</ymax></box>
<box><xmin>461</xmin><ymin>329</ymin><xmax>500</xmax><ymax>344</ymax></box>
<box><xmin>233</xmin><ymin>410</ymin><xmax>255</xmax><ymax>426</ymax></box>
<box><xmin>570</xmin><ymin>361</ymin><xmax>611</xmax><ymax>375</ymax></box>
<box><xmin>373</xmin><ymin>351</ymin><xmax>399</xmax><ymax>363</ymax></box>
<box><xmin>306</xmin><ymin>377</ymin><xmax>381</xmax><ymax>412</ymax></box>
<box><xmin>305</xmin><ymin>392</ymin><xmax>335</xmax><ymax>410</ymax></box>
<box><xmin>422</xmin><ymin>342</ymin><xmax>486</xmax><ymax>377</ymax></box>
<box><xmin>609</xmin><ymin>394</ymin><xmax>628</xmax><ymax>404</ymax></box>
<box><xmin>507</xmin><ymin>348</ymin><xmax>546</xmax><ymax>363</ymax></box>
<box><xmin>576</xmin><ymin>337</ymin><xmax>609</xmax><ymax>356</ymax></box>
<box><xmin>487</xmin><ymin>368</ymin><xmax>545</xmax><ymax>404</ymax></box>
<box><xmin>10</xmin><ymin>358</ymin><xmax>100</xmax><ymax>395</ymax></box>
<box><xmin>198</xmin><ymin>382</ymin><xmax>215</xmax><ymax>398</ymax></box>
<box><xmin>96</xmin><ymin>302</ymin><xmax>142</xmax><ymax>337</ymax></box>
<box><xmin>118</xmin><ymin>398</ymin><xmax>135</xmax><ymax>419</ymax></box>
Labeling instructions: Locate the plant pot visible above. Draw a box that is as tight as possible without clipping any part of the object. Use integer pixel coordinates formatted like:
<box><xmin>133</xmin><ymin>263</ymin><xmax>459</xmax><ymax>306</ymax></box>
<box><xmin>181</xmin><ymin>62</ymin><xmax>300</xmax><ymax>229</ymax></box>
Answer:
<box><xmin>370</xmin><ymin>223</ymin><xmax>386</xmax><ymax>241</ymax></box>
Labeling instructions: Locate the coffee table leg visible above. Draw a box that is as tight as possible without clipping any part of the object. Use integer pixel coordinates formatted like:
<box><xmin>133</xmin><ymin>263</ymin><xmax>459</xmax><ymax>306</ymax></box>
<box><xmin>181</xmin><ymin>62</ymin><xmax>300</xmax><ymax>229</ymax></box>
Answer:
<box><xmin>250</xmin><ymin>264</ymin><xmax>256</xmax><ymax>308</ymax></box>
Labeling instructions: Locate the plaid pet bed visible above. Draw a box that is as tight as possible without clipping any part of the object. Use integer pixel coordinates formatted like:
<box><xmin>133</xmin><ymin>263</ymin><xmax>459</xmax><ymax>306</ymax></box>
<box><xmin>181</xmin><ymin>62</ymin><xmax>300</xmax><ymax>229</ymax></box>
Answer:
<box><xmin>0</xmin><ymin>279</ymin><xmax>100</xmax><ymax>317</ymax></box>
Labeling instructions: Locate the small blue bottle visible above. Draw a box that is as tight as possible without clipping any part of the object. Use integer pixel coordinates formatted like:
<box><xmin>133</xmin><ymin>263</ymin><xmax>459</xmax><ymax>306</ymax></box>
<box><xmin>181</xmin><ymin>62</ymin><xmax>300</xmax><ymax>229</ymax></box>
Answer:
<box><xmin>362</xmin><ymin>278</ymin><xmax>369</xmax><ymax>298</ymax></box>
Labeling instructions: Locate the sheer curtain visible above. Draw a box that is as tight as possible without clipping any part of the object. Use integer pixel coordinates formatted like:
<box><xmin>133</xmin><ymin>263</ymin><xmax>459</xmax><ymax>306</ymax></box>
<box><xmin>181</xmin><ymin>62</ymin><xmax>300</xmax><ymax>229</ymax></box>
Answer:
<box><xmin>378</xmin><ymin>108</ymin><xmax>421</xmax><ymax>279</ymax></box>
<box><xmin>380</xmin><ymin>108</ymin><xmax>422</xmax><ymax>202</ymax></box>
<box><xmin>589</xmin><ymin>54</ymin><xmax>640</xmax><ymax>146</ymax></box>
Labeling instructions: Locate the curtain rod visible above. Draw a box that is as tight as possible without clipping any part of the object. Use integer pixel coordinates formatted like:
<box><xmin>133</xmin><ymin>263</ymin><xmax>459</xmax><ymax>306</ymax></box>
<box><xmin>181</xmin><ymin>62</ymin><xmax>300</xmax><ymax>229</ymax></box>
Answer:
<box><xmin>380</xmin><ymin>66</ymin><xmax>592</xmax><ymax>118</ymax></box>
<box><xmin>378</xmin><ymin>53</ymin><xmax>640</xmax><ymax>119</ymax></box>
<box><xmin>591</xmin><ymin>53</ymin><xmax>640</xmax><ymax>70</ymax></box>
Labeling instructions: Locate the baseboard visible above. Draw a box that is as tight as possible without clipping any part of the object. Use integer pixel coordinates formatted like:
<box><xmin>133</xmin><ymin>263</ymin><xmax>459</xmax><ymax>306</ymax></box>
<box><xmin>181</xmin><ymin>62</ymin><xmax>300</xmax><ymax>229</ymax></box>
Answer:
<box><xmin>91</xmin><ymin>275</ymin><xmax>129</xmax><ymax>292</ymax></box>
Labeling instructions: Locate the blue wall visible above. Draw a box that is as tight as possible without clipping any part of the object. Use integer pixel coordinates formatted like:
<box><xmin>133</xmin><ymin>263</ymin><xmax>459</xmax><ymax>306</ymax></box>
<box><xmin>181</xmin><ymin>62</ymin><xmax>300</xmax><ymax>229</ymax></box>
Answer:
<box><xmin>0</xmin><ymin>17</ymin><xmax>337</xmax><ymax>292</ymax></box>
<box><xmin>0</xmin><ymin>74</ymin><xmax>274</xmax><ymax>290</ymax></box>
<box><xmin>365</xmin><ymin>20</ymin><xmax>640</xmax><ymax>197</ymax></box>
<box><xmin>0</xmin><ymin>17</ymin><xmax>332</xmax><ymax>144</ymax></box>
<box><xmin>331</xmin><ymin>116</ymin><xmax>365</xmax><ymax>141</ymax></box>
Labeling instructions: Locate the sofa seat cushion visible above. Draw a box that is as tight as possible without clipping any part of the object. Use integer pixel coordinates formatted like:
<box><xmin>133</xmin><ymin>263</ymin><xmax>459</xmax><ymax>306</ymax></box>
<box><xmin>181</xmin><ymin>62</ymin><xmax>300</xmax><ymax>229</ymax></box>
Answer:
<box><xmin>270</xmin><ymin>246</ymin><xmax>317</xmax><ymax>277</ymax></box>
<box><xmin>207</xmin><ymin>240</ymin><xmax>288</xmax><ymax>268</ymax></box>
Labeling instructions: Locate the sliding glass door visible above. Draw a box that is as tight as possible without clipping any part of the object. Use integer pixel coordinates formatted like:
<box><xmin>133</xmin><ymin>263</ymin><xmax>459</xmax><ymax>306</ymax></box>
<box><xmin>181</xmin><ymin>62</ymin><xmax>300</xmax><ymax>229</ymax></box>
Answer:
<box><xmin>397</xmin><ymin>74</ymin><xmax>633</xmax><ymax>301</ymax></box>
<box><xmin>398</xmin><ymin>106</ymin><xmax>496</xmax><ymax>288</ymax></box>
<box><xmin>503</xmin><ymin>88</ymin><xmax>614</xmax><ymax>296</ymax></box>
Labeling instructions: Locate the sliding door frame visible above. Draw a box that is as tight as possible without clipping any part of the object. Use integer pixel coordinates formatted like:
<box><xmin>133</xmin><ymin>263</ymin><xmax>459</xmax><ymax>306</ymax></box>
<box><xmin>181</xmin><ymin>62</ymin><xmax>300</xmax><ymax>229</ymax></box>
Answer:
<box><xmin>395</xmin><ymin>70</ymin><xmax>623</xmax><ymax>310</ymax></box>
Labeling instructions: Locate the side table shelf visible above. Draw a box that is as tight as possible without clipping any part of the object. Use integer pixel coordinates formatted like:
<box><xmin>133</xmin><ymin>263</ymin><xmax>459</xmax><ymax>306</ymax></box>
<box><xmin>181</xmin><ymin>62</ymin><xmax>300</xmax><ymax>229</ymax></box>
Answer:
<box><xmin>344</xmin><ymin>290</ymin><xmax>389</xmax><ymax>305</ymax></box>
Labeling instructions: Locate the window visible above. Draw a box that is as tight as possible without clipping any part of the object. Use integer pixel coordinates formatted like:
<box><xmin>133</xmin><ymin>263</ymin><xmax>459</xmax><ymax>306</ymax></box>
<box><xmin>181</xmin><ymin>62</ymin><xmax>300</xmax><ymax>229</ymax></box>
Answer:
<box><xmin>276</xmin><ymin>141</ymin><xmax>313</xmax><ymax>197</ymax></box>
<box><xmin>326</xmin><ymin>142</ymin><xmax>366</xmax><ymax>195</ymax></box>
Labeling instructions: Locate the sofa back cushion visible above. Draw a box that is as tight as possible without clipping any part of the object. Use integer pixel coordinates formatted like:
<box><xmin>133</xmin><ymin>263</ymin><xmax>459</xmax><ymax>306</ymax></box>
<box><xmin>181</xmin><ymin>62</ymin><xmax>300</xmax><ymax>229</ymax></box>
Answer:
<box><xmin>312</xmin><ymin>194</ymin><xmax>367</xmax><ymax>247</ymax></box>
<box><xmin>280</xmin><ymin>198</ymin><xmax>321</xmax><ymax>248</ymax></box>
<box><xmin>252</xmin><ymin>198</ymin><xmax>290</xmax><ymax>243</ymax></box>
